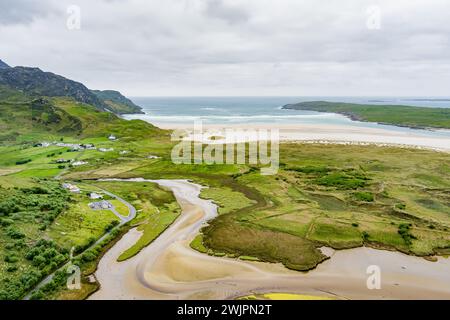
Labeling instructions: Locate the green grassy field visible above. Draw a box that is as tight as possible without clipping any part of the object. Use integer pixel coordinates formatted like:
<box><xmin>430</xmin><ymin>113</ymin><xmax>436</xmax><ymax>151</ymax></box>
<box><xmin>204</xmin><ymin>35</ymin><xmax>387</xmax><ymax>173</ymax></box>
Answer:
<box><xmin>200</xmin><ymin>186</ymin><xmax>256</xmax><ymax>215</ymax></box>
<box><xmin>84</xmin><ymin>180</ymin><xmax>181</xmax><ymax>262</ymax></box>
<box><xmin>283</xmin><ymin>101</ymin><xmax>450</xmax><ymax>129</ymax></box>
<box><xmin>59</xmin><ymin>139</ymin><xmax>450</xmax><ymax>271</ymax></box>
<box><xmin>47</xmin><ymin>195</ymin><xmax>120</xmax><ymax>250</ymax></box>
<box><xmin>200</xmin><ymin>144</ymin><xmax>450</xmax><ymax>270</ymax></box>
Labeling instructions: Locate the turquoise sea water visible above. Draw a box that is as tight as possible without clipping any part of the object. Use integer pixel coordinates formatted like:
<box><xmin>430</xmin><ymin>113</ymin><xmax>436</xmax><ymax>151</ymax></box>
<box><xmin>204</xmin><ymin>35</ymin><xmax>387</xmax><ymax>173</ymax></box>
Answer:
<box><xmin>123</xmin><ymin>96</ymin><xmax>450</xmax><ymax>139</ymax></box>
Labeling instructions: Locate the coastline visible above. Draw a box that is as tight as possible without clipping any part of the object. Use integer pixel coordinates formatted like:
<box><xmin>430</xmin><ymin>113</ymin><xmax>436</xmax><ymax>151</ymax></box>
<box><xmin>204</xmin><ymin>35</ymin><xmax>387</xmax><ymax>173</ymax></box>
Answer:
<box><xmin>149</xmin><ymin>122</ymin><xmax>450</xmax><ymax>152</ymax></box>
<box><xmin>281</xmin><ymin>102</ymin><xmax>450</xmax><ymax>131</ymax></box>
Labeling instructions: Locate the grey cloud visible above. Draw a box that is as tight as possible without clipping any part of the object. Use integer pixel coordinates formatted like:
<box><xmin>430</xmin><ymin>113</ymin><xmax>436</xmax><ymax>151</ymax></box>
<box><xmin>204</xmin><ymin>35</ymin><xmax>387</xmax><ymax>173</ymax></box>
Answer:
<box><xmin>1</xmin><ymin>0</ymin><xmax>450</xmax><ymax>96</ymax></box>
<box><xmin>203</xmin><ymin>0</ymin><xmax>250</xmax><ymax>24</ymax></box>
<box><xmin>0</xmin><ymin>0</ymin><xmax>57</xmax><ymax>25</ymax></box>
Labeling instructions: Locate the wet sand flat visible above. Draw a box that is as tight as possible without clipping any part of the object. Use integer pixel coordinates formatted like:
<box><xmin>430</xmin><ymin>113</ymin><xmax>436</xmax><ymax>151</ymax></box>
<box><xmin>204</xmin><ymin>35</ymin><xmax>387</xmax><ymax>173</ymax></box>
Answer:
<box><xmin>90</xmin><ymin>179</ymin><xmax>450</xmax><ymax>300</ymax></box>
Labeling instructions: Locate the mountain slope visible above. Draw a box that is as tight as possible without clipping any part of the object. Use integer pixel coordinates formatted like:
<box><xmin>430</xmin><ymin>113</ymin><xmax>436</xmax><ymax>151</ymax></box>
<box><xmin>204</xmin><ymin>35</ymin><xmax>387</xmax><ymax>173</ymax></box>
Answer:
<box><xmin>0</xmin><ymin>86</ymin><xmax>162</xmax><ymax>143</ymax></box>
<box><xmin>91</xmin><ymin>90</ymin><xmax>143</xmax><ymax>114</ymax></box>
<box><xmin>0</xmin><ymin>98</ymin><xmax>83</xmax><ymax>143</ymax></box>
<box><xmin>0</xmin><ymin>66</ymin><xmax>107</xmax><ymax>110</ymax></box>
<box><xmin>0</xmin><ymin>60</ymin><xmax>10</xmax><ymax>69</ymax></box>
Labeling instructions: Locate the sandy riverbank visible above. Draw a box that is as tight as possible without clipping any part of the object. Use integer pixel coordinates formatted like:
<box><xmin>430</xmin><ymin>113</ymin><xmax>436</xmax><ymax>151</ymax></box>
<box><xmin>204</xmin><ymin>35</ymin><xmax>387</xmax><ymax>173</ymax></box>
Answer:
<box><xmin>90</xmin><ymin>179</ymin><xmax>450</xmax><ymax>300</ymax></box>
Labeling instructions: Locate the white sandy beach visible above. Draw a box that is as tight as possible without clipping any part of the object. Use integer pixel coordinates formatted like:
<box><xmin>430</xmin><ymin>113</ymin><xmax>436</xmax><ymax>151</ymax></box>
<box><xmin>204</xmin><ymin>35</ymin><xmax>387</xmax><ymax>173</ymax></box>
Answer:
<box><xmin>153</xmin><ymin>122</ymin><xmax>450</xmax><ymax>152</ymax></box>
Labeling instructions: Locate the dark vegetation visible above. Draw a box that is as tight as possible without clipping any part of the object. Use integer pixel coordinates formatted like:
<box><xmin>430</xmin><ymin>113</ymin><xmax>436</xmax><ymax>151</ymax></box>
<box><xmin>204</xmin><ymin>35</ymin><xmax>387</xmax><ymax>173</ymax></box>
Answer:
<box><xmin>0</xmin><ymin>181</ymin><xmax>71</xmax><ymax>299</ymax></box>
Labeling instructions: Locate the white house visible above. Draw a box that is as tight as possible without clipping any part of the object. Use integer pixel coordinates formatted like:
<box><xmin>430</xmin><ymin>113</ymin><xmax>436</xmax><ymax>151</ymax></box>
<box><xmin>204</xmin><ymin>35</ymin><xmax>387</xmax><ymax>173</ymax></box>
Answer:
<box><xmin>89</xmin><ymin>200</ymin><xmax>113</xmax><ymax>210</ymax></box>
<box><xmin>62</xmin><ymin>183</ymin><xmax>80</xmax><ymax>193</ymax></box>
<box><xmin>100</xmin><ymin>200</ymin><xmax>112</xmax><ymax>209</ymax></box>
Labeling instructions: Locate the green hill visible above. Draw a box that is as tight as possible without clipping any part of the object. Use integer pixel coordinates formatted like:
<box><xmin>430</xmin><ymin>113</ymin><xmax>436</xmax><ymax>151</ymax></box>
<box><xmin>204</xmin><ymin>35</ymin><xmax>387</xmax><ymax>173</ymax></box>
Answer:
<box><xmin>0</xmin><ymin>86</ymin><xmax>161</xmax><ymax>144</ymax></box>
<box><xmin>0</xmin><ymin>59</ymin><xmax>143</xmax><ymax>115</ymax></box>
<box><xmin>283</xmin><ymin>101</ymin><xmax>450</xmax><ymax>129</ymax></box>
<box><xmin>0</xmin><ymin>66</ymin><xmax>107</xmax><ymax>111</ymax></box>
<box><xmin>91</xmin><ymin>90</ymin><xmax>143</xmax><ymax>114</ymax></box>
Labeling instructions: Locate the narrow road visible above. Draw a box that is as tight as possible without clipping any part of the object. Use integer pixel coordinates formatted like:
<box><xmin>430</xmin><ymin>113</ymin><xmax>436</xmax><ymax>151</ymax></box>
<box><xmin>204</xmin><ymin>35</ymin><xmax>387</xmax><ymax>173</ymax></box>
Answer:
<box><xmin>97</xmin><ymin>189</ymin><xmax>137</xmax><ymax>223</ymax></box>
<box><xmin>23</xmin><ymin>187</ymin><xmax>136</xmax><ymax>300</ymax></box>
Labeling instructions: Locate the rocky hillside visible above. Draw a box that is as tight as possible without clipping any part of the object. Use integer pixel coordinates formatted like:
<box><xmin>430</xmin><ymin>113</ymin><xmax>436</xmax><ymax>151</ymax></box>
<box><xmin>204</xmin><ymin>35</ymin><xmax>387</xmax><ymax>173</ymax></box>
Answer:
<box><xmin>0</xmin><ymin>86</ymin><xmax>160</xmax><ymax>143</ymax></box>
<box><xmin>0</xmin><ymin>59</ymin><xmax>142</xmax><ymax>114</ymax></box>
<box><xmin>0</xmin><ymin>60</ymin><xmax>10</xmax><ymax>69</ymax></box>
<box><xmin>0</xmin><ymin>66</ymin><xmax>107</xmax><ymax>110</ymax></box>
<box><xmin>91</xmin><ymin>90</ymin><xmax>143</xmax><ymax>114</ymax></box>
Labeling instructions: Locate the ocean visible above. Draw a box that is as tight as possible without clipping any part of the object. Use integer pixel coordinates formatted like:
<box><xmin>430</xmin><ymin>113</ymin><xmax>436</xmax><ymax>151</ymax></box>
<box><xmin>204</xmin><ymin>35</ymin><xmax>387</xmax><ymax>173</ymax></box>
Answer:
<box><xmin>122</xmin><ymin>96</ymin><xmax>450</xmax><ymax>139</ymax></box>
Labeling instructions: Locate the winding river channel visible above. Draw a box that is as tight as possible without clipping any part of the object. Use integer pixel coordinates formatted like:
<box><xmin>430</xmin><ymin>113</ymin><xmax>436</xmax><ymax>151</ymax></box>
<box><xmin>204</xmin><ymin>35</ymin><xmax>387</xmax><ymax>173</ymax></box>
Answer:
<box><xmin>90</xmin><ymin>179</ymin><xmax>450</xmax><ymax>300</ymax></box>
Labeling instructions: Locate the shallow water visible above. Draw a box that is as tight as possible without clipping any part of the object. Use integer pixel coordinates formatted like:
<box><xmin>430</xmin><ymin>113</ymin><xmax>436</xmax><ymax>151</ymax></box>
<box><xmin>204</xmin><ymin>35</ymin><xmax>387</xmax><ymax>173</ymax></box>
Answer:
<box><xmin>125</xmin><ymin>96</ymin><xmax>450</xmax><ymax>137</ymax></box>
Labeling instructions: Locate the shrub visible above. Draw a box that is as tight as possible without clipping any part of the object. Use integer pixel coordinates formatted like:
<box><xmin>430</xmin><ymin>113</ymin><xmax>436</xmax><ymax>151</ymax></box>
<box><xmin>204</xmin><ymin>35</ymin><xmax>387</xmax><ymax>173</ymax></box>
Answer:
<box><xmin>21</xmin><ymin>186</ymin><xmax>49</xmax><ymax>194</ymax></box>
<box><xmin>0</xmin><ymin>218</ymin><xmax>15</xmax><ymax>226</ymax></box>
<box><xmin>104</xmin><ymin>220</ymin><xmax>120</xmax><ymax>232</ymax></box>
<box><xmin>4</xmin><ymin>254</ymin><xmax>19</xmax><ymax>263</ymax></box>
<box><xmin>74</xmin><ymin>237</ymin><xmax>96</xmax><ymax>254</ymax></box>
<box><xmin>0</xmin><ymin>201</ymin><xmax>20</xmax><ymax>215</ymax></box>
<box><xmin>362</xmin><ymin>231</ymin><xmax>370</xmax><ymax>241</ymax></box>
<box><xmin>32</xmin><ymin>255</ymin><xmax>46</xmax><ymax>267</ymax></box>
<box><xmin>6</xmin><ymin>265</ymin><xmax>18</xmax><ymax>272</ymax></box>
<box><xmin>315</xmin><ymin>171</ymin><xmax>368</xmax><ymax>189</ymax></box>
<box><xmin>81</xmin><ymin>250</ymin><xmax>97</xmax><ymax>262</ymax></box>
<box><xmin>354</xmin><ymin>192</ymin><xmax>374</xmax><ymax>202</ymax></box>
<box><xmin>15</xmin><ymin>159</ymin><xmax>32</xmax><ymax>165</ymax></box>
<box><xmin>30</xmin><ymin>291</ymin><xmax>44</xmax><ymax>300</ymax></box>
<box><xmin>398</xmin><ymin>223</ymin><xmax>416</xmax><ymax>245</ymax></box>
<box><xmin>26</xmin><ymin>247</ymin><xmax>41</xmax><ymax>260</ymax></box>
<box><xmin>14</xmin><ymin>239</ymin><xmax>26</xmax><ymax>249</ymax></box>
<box><xmin>6</xmin><ymin>227</ymin><xmax>25</xmax><ymax>239</ymax></box>
<box><xmin>20</xmin><ymin>270</ymin><xmax>42</xmax><ymax>290</ymax></box>
<box><xmin>25</xmin><ymin>240</ymin><xmax>68</xmax><ymax>272</ymax></box>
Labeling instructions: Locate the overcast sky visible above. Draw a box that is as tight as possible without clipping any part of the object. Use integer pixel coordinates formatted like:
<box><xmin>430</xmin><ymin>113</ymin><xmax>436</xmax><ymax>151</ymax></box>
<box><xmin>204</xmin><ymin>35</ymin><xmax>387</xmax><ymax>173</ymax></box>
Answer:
<box><xmin>1</xmin><ymin>0</ymin><xmax>450</xmax><ymax>96</ymax></box>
